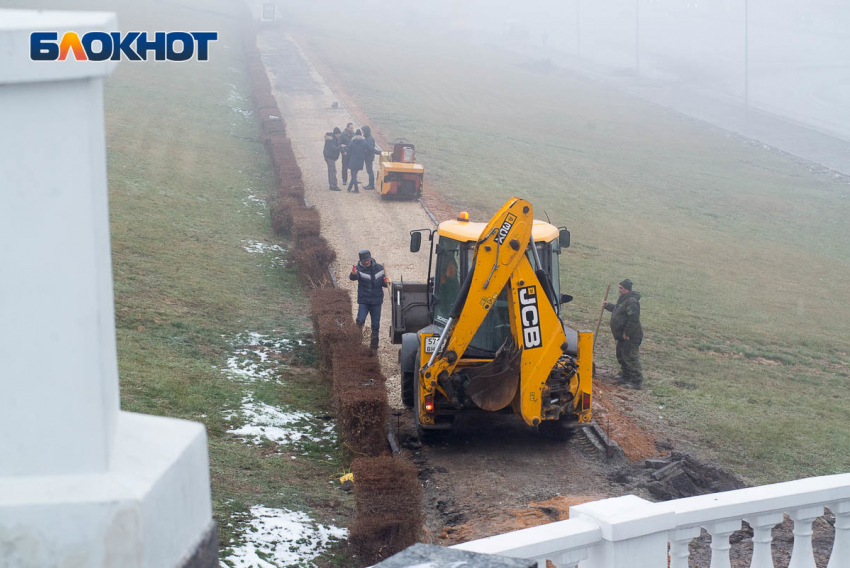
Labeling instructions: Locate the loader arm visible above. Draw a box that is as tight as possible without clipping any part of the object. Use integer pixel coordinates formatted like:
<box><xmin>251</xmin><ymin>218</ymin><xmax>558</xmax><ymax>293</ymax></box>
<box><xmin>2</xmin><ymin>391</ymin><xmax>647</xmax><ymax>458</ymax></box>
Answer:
<box><xmin>506</xmin><ymin>254</ymin><xmax>570</xmax><ymax>426</ymax></box>
<box><xmin>421</xmin><ymin>198</ymin><xmax>532</xmax><ymax>382</ymax></box>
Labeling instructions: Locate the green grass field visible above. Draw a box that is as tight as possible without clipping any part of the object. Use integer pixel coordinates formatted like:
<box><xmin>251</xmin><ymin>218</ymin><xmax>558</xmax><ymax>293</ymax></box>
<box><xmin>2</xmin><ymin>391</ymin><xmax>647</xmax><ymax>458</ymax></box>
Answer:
<box><xmin>0</xmin><ymin>0</ymin><xmax>353</xmax><ymax>563</ymax></box>
<box><xmin>286</xmin><ymin>4</ymin><xmax>850</xmax><ymax>483</ymax></box>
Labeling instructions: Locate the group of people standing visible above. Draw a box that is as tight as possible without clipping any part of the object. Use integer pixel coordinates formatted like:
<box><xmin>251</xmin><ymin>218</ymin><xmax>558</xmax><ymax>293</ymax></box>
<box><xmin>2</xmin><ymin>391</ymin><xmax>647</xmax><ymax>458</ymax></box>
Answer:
<box><xmin>323</xmin><ymin>122</ymin><xmax>382</xmax><ymax>193</ymax></box>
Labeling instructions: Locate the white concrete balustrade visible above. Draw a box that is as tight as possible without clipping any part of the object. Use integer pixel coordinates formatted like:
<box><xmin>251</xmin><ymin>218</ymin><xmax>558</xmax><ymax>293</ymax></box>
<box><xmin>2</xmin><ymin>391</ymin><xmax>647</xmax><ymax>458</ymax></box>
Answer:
<box><xmin>453</xmin><ymin>473</ymin><xmax>850</xmax><ymax>568</ymax></box>
<box><xmin>0</xmin><ymin>9</ymin><xmax>214</xmax><ymax>567</ymax></box>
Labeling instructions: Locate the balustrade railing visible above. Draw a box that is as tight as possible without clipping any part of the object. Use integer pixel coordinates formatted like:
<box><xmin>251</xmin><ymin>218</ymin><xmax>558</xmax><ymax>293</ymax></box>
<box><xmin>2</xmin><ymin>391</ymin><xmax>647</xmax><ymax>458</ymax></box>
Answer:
<box><xmin>451</xmin><ymin>473</ymin><xmax>850</xmax><ymax>568</ymax></box>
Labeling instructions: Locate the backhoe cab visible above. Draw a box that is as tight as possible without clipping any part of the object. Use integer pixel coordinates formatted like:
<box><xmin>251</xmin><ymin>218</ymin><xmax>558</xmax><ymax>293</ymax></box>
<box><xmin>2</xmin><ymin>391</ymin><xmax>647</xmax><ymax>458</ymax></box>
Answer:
<box><xmin>391</xmin><ymin>198</ymin><xmax>592</xmax><ymax>440</ymax></box>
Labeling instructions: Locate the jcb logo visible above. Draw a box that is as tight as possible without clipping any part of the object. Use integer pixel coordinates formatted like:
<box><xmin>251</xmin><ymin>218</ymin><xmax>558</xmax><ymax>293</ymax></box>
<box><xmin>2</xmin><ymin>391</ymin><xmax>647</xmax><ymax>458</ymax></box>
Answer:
<box><xmin>519</xmin><ymin>286</ymin><xmax>541</xmax><ymax>349</ymax></box>
<box><xmin>494</xmin><ymin>213</ymin><xmax>516</xmax><ymax>245</ymax></box>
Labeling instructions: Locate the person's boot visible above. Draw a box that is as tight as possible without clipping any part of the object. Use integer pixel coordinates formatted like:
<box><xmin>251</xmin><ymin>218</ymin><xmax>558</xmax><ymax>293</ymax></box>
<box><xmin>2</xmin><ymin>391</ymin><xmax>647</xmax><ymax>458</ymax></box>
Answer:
<box><xmin>369</xmin><ymin>328</ymin><xmax>380</xmax><ymax>352</ymax></box>
<box><xmin>623</xmin><ymin>379</ymin><xmax>642</xmax><ymax>390</ymax></box>
<box><xmin>353</xmin><ymin>184</ymin><xmax>359</xmax><ymax>194</ymax></box>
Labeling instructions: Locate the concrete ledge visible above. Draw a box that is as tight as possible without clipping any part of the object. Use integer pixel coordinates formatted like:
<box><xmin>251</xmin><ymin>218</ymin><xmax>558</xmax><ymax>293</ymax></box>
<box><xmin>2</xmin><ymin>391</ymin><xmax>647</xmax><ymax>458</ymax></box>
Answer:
<box><xmin>0</xmin><ymin>412</ymin><xmax>214</xmax><ymax>568</ymax></box>
<box><xmin>179</xmin><ymin>521</ymin><xmax>218</xmax><ymax>568</ymax></box>
<box><xmin>571</xmin><ymin>495</ymin><xmax>675</xmax><ymax>541</ymax></box>
<box><xmin>0</xmin><ymin>9</ymin><xmax>118</xmax><ymax>84</ymax></box>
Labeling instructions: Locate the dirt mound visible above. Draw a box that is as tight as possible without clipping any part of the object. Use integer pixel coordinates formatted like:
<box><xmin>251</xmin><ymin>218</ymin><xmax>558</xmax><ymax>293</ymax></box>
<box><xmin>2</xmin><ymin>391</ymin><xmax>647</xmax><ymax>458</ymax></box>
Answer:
<box><xmin>592</xmin><ymin>379</ymin><xmax>659</xmax><ymax>462</ymax></box>
<box><xmin>614</xmin><ymin>452</ymin><xmax>745</xmax><ymax>501</ymax></box>
<box><xmin>438</xmin><ymin>494</ymin><xmax>605</xmax><ymax>544</ymax></box>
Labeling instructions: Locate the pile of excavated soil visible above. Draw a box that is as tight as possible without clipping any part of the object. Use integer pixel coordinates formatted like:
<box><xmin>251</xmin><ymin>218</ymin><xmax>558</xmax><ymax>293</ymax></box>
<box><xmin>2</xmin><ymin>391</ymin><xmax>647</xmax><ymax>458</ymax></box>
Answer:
<box><xmin>438</xmin><ymin>494</ymin><xmax>606</xmax><ymax>544</ymax></box>
<box><xmin>592</xmin><ymin>378</ymin><xmax>660</xmax><ymax>462</ymax></box>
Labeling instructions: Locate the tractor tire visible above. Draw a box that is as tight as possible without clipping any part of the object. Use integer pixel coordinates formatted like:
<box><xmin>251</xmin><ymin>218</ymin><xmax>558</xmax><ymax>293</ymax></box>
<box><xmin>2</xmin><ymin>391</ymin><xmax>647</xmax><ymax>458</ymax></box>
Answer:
<box><xmin>401</xmin><ymin>371</ymin><xmax>414</xmax><ymax>408</ymax></box>
<box><xmin>401</xmin><ymin>352</ymin><xmax>415</xmax><ymax>408</ymax></box>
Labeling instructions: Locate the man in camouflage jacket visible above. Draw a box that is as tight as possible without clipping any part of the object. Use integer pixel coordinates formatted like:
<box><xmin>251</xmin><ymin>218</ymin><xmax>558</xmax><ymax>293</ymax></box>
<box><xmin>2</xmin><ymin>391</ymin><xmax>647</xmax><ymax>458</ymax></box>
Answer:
<box><xmin>603</xmin><ymin>279</ymin><xmax>643</xmax><ymax>389</ymax></box>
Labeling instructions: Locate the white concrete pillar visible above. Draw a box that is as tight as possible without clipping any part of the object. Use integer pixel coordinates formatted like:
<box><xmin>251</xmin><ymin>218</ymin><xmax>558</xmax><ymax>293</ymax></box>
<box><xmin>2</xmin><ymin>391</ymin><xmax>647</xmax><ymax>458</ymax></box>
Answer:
<box><xmin>0</xmin><ymin>10</ymin><xmax>215</xmax><ymax>567</ymax></box>
<box><xmin>571</xmin><ymin>495</ymin><xmax>675</xmax><ymax>568</ymax></box>
<box><xmin>0</xmin><ymin>9</ymin><xmax>121</xmax><ymax>478</ymax></box>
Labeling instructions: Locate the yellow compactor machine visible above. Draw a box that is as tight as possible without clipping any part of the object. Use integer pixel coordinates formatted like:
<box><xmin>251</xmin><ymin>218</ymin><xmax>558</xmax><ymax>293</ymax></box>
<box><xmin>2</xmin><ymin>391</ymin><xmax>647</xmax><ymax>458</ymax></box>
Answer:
<box><xmin>377</xmin><ymin>141</ymin><xmax>424</xmax><ymax>199</ymax></box>
<box><xmin>390</xmin><ymin>198</ymin><xmax>592</xmax><ymax>440</ymax></box>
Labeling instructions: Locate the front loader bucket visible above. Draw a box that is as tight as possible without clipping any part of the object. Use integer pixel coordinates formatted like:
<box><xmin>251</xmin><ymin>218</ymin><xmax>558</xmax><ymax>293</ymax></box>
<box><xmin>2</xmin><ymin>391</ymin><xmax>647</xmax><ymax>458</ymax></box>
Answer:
<box><xmin>464</xmin><ymin>339</ymin><xmax>522</xmax><ymax>411</ymax></box>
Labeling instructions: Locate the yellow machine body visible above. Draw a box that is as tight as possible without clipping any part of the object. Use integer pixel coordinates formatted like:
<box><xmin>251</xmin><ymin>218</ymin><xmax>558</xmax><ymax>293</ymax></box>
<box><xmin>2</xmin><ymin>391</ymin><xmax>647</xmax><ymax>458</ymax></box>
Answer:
<box><xmin>377</xmin><ymin>144</ymin><xmax>424</xmax><ymax>199</ymax></box>
<box><xmin>413</xmin><ymin>198</ymin><xmax>592</xmax><ymax>434</ymax></box>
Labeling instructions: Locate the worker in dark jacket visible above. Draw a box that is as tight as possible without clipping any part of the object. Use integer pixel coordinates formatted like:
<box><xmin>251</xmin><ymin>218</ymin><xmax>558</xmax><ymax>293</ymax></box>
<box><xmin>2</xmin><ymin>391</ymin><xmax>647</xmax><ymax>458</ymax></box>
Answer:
<box><xmin>361</xmin><ymin>125</ymin><xmax>381</xmax><ymax>190</ymax></box>
<box><xmin>323</xmin><ymin>127</ymin><xmax>342</xmax><ymax>191</ymax></box>
<box><xmin>340</xmin><ymin>123</ymin><xmax>355</xmax><ymax>185</ymax></box>
<box><xmin>603</xmin><ymin>279</ymin><xmax>643</xmax><ymax>389</ymax></box>
<box><xmin>349</xmin><ymin>250</ymin><xmax>389</xmax><ymax>351</ymax></box>
<box><xmin>346</xmin><ymin>129</ymin><xmax>380</xmax><ymax>193</ymax></box>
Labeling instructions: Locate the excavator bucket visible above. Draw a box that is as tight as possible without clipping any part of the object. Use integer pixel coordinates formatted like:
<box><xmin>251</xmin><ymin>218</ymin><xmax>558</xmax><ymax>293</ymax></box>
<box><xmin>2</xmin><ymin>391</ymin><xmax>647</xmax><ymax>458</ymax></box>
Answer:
<box><xmin>464</xmin><ymin>338</ymin><xmax>522</xmax><ymax>411</ymax></box>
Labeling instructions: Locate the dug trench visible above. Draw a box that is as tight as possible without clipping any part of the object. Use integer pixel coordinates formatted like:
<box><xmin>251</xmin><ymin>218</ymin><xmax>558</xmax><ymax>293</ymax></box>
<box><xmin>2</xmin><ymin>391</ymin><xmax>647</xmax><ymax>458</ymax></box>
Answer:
<box><xmin>251</xmin><ymin>22</ymin><xmax>837</xmax><ymax>567</ymax></box>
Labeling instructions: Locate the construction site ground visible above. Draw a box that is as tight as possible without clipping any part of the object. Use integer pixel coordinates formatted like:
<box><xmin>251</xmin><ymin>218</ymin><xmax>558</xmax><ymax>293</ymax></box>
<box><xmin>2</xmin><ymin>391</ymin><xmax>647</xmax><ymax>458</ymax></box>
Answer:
<box><xmin>255</xmin><ymin>26</ymin><xmax>837</xmax><ymax>566</ymax></box>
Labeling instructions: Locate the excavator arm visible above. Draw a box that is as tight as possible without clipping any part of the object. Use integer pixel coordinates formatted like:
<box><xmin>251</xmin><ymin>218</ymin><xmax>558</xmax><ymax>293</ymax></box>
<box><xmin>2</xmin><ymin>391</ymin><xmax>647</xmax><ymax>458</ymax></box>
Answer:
<box><xmin>419</xmin><ymin>197</ymin><xmax>572</xmax><ymax>427</ymax></box>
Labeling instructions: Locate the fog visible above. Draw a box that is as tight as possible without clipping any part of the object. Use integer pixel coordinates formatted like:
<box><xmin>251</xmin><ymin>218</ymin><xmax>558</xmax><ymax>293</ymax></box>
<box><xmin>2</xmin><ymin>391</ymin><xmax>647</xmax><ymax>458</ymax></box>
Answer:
<box><xmin>352</xmin><ymin>0</ymin><xmax>850</xmax><ymax>144</ymax></box>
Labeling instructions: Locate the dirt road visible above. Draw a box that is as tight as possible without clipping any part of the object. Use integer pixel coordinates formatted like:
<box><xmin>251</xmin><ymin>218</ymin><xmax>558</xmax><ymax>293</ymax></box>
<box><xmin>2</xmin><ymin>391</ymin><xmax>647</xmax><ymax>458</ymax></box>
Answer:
<box><xmin>257</xmin><ymin>29</ymin><xmax>625</xmax><ymax>543</ymax></box>
<box><xmin>257</xmin><ymin>31</ymin><xmax>431</xmax><ymax>408</ymax></box>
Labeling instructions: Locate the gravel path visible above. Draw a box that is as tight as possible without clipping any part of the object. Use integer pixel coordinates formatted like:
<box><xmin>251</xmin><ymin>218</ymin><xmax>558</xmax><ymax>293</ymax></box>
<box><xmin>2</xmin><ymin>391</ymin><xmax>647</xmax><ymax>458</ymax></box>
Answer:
<box><xmin>258</xmin><ymin>32</ymin><xmax>434</xmax><ymax>409</ymax></box>
<box><xmin>255</xmin><ymin>29</ymin><xmax>623</xmax><ymax>545</ymax></box>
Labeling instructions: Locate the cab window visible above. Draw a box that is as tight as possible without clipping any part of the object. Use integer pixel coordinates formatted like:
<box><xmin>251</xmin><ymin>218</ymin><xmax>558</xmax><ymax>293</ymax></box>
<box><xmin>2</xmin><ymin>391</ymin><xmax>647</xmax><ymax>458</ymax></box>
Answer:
<box><xmin>434</xmin><ymin>238</ymin><xmax>462</xmax><ymax>324</ymax></box>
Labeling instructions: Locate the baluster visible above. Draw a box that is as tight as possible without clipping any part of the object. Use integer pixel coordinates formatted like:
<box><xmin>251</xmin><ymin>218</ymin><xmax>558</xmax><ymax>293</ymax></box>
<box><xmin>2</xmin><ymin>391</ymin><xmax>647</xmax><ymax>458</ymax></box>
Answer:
<box><xmin>743</xmin><ymin>512</ymin><xmax>784</xmax><ymax>568</ymax></box>
<box><xmin>705</xmin><ymin>520</ymin><xmax>743</xmax><ymax>568</ymax></box>
<box><xmin>827</xmin><ymin>501</ymin><xmax>850</xmax><ymax>568</ymax></box>
<box><xmin>669</xmin><ymin>527</ymin><xmax>702</xmax><ymax>568</ymax></box>
<box><xmin>788</xmin><ymin>505</ymin><xmax>824</xmax><ymax>568</ymax></box>
<box><xmin>558</xmin><ymin>547</ymin><xmax>588</xmax><ymax>568</ymax></box>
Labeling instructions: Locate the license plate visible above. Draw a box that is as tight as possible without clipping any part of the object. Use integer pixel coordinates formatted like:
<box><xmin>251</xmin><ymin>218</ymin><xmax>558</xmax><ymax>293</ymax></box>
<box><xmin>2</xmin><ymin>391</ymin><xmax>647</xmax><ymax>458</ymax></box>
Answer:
<box><xmin>424</xmin><ymin>336</ymin><xmax>438</xmax><ymax>353</ymax></box>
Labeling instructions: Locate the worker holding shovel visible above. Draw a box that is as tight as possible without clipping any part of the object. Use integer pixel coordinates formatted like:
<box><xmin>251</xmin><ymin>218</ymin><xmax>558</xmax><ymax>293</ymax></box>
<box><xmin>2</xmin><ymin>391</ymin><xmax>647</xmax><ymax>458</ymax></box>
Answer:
<box><xmin>349</xmin><ymin>250</ymin><xmax>389</xmax><ymax>352</ymax></box>
<box><xmin>602</xmin><ymin>279</ymin><xmax>644</xmax><ymax>390</ymax></box>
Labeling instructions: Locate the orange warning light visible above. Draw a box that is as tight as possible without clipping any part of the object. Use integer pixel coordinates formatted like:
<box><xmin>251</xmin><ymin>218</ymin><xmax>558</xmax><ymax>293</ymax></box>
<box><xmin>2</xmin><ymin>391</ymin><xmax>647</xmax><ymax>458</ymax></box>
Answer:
<box><xmin>457</xmin><ymin>211</ymin><xmax>470</xmax><ymax>222</ymax></box>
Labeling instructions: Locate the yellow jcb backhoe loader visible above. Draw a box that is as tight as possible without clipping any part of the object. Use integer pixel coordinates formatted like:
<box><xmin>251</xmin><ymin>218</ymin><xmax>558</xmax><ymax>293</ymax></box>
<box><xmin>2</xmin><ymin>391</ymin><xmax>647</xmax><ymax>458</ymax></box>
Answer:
<box><xmin>390</xmin><ymin>198</ymin><xmax>592</xmax><ymax>441</ymax></box>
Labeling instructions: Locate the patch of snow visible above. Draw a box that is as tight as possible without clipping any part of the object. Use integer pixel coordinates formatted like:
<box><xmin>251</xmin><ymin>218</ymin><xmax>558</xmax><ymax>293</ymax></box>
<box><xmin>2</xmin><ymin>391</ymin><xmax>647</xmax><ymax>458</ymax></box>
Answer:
<box><xmin>242</xmin><ymin>190</ymin><xmax>267</xmax><ymax>209</ymax></box>
<box><xmin>243</xmin><ymin>240</ymin><xmax>285</xmax><ymax>255</ymax></box>
<box><xmin>242</xmin><ymin>240</ymin><xmax>288</xmax><ymax>267</ymax></box>
<box><xmin>220</xmin><ymin>331</ymin><xmax>302</xmax><ymax>383</ymax></box>
<box><xmin>232</xmin><ymin>107</ymin><xmax>254</xmax><ymax>119</ymax></box>
<box><xmin>228</xmin><ymin>83</ymin><xmax>253</xmax><ymax>120</ymax></box>
<box><xmin>225</xmin><ymin>396</ymin><xmax>335</xmax><ymax>448</ymax></box>
<box><xmin>221</xmin><ymin>505</ymin><xmax>347</xmax><ymax>568</ymax></box>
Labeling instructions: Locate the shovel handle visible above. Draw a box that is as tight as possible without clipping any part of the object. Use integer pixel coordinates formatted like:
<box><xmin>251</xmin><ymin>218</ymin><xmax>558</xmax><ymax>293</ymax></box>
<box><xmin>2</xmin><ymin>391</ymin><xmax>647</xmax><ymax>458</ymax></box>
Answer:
<box><xmin>593</xmin><ymin>283</ymin><xmax>612</xmax><ymax>352</ymax></box>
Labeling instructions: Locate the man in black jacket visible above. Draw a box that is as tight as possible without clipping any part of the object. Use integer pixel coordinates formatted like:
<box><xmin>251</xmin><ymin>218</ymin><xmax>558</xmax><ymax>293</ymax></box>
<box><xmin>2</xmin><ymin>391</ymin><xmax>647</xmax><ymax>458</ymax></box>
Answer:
<box><xmin>603</xmin><ymin>279</ymin><xmax>644</xmax><ymax>389</ymax></box>
<box><xmin>340</xmin><ymin>123</ymin><xmax>354</xmax><ymax>185</ymax></box>
<box><xmin>345</xmin><ymin>129</ymin><xmax>380</xmax><ymax>193</ymax></box>
<box><xmin>323</xmin><ymin>127</ymin><xmax>342</xmax><ymax>191</ymax></box>
<box><xmin>349</xmin><ymin>250</ymin><xmax>388</xmax><ymax>351</ymax></box>
<box><xmin>361</xmin><ymin>125</ymin><xmax>381</xmax><ymax>190</ymax></box>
